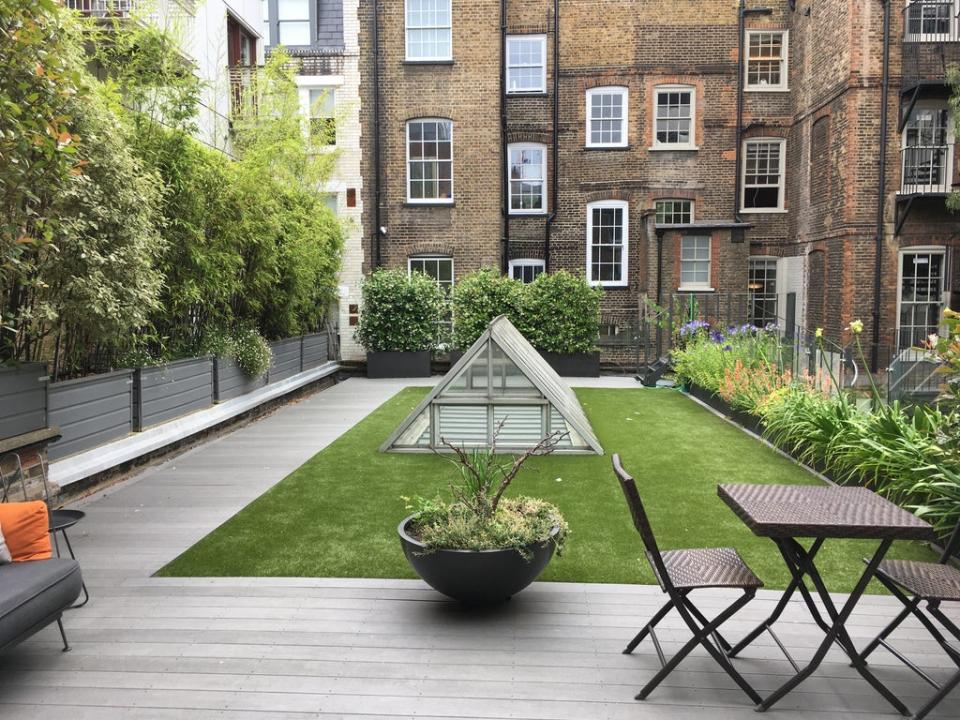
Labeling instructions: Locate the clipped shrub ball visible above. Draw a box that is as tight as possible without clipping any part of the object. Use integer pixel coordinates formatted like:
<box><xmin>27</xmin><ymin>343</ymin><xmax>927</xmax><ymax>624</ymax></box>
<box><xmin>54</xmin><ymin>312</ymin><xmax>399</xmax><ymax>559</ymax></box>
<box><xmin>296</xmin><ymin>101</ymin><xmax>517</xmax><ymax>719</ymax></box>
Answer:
<box><xmin>523</xmin><ymin>270</ymin><xmax>602</xmax><ymax>354</ymax></box>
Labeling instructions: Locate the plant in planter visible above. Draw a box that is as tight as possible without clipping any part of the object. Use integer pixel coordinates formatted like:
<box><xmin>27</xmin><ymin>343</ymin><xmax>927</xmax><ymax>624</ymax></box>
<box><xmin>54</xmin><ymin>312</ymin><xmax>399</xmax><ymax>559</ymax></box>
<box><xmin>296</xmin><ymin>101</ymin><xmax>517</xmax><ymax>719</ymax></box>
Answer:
<box><xmin>355</xmin><ymin>268</ymin><xmax>445</xmax><ymax>378</ymax></box>
<box><xmin>398</xmin><ymin>426</ymin><xmax>569</xmax><ymax>604</ymax></box>
<box><xmin>450</xmin><ymin>268</ymin><xmax>526</xmax><ymax>354</ymax></box>
<box><xmin>523</xmin><ymin>270</ymin><xmax>603</xmax><ymax>376</ymax></box>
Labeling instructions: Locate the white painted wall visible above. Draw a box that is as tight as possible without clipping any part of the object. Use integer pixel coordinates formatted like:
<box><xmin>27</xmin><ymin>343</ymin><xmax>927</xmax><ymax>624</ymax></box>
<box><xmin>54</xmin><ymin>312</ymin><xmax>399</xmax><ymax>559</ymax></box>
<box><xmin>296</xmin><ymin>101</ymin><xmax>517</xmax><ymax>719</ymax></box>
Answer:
<box><xmin>293</xmin><ymin>0</ymin><xmax>364</xmax><ymax>362</ymax></box>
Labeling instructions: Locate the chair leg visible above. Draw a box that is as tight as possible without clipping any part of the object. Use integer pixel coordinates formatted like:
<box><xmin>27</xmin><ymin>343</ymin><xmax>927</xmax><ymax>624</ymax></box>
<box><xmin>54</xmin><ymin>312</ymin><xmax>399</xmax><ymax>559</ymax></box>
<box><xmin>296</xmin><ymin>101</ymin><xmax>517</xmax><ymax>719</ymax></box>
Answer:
<box><xmin>56</xmin><ymin>617</ymin><xmax>70</xmax><ymax>652</ymax></box>
<box><xmin>912</xmin><ymin>670</ymin><xmax>960</xmax><ymax>720</ymax></box>
<box><xmin>60</xmin><ymin>529</ymin><xmax>89</xmax><ymax>609</ymax></box>
<box><xmin>683</xmin><ymin>596</ymin><xmax>732</xmax><ymax>652</ymax></box>
<box><xmin>857</xmin><ymin>598</ymin><xmax>916</xmax><ymax>663</ymax></box>
<box><xmin>624</xmin><ymin>597</ymin><xmax>674</xmax><ymax>654</ymax></box>
<box><xmin>638</xmin><ymin>590</ymin><xmax>760</xmax><ymax>705</ymax></box>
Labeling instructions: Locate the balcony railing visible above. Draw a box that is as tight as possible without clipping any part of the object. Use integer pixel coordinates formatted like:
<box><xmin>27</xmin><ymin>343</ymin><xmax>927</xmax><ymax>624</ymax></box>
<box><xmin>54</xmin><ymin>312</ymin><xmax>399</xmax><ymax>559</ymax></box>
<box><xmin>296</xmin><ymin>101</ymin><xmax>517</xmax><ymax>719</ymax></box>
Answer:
<box><xmin>900</xmin><ymin>143</ymin><xmax>956</xmax><ymax>194</ymax></box>
<box><xmin>903</xmin><ymin>0</ymin><xmax>960</xmax><ymax>42</ymax></box>
<box><xmin>228</xmin><ymin>66</ymin><xmax>256</xmax><ymax>116</ymax></box>
<box><xmin>65</xmin><ymin>0</ymin><xmax>135</xmax><ymax>17</ymax></box>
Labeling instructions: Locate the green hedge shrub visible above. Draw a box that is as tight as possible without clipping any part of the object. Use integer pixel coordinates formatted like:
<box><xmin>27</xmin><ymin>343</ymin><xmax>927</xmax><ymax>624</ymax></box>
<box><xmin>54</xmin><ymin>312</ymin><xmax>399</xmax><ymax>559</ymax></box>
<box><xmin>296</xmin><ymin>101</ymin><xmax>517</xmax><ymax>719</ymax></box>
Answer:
<box><xmin>355</xmin><ymin>269</ymin><xmax>445</xmax><ymax>352</ymax></box>
<box><xmin>524</xmin><ymin>270</ymin><xmax>602</xmax><ymax>354</ymax></box>
<box><xmin>450</xmin><ymin>268</ymin><xmax>526</xmax><ymax>349</ymax></box>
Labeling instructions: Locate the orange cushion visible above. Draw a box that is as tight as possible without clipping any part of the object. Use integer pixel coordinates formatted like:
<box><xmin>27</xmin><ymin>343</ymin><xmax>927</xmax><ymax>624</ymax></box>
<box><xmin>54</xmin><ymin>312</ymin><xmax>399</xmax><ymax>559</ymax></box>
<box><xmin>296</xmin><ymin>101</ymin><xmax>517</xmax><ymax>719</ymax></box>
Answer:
<box><xmin>0</xmin><ymin>502</ymin><xmax>52</xmax><ymax>562</ymax></box>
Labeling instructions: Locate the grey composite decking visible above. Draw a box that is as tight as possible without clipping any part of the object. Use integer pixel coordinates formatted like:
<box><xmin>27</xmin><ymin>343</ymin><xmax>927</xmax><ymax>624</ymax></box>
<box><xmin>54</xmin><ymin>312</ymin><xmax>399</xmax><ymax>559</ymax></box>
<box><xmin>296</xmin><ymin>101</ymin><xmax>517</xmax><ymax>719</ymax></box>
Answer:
<box><xmin>1</xmin><ymin>376</ymin><xmax>957</xmax><ymax>720</ymax></box>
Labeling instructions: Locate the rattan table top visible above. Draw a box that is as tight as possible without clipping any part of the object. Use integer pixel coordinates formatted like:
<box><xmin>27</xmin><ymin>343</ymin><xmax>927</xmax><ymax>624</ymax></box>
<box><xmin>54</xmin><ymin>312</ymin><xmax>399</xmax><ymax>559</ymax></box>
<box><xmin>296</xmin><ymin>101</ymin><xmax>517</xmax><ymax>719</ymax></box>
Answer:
<box><xmin>718</xmin><ymin>484</ymin><xmax>936</xmax><ymax>541</ymax></box>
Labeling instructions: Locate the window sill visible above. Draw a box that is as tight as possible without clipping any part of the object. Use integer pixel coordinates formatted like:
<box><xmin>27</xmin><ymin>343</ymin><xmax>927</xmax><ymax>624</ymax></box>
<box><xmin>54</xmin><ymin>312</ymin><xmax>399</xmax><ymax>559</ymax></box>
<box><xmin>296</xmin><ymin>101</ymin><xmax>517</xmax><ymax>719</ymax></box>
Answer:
<box><xmin>509</xmin><ymin>211</ymin><xmax>548</xmax><ymax>217</ymax></box>
<box><xmin>648</xmin><ymin>145</ymin><xmax>700</xmax><ymax>152</ymax></box>
<box><xmin>740</xmin><ymin>208</ymin><xmax>788</xmax><ymax>214</ymax></box>
<box><xmin>507</xmin><ymin>91</ymin><xmax>548</xmax><ymax>98</ymax></box>
<box><xmin>745</xmin><ymin>86</ymin><xmax>790</xmax><ymax>93</ymax></box>
<box><xmin>403</xmin><ymin>59</ymin><xmax>454</xmax><ymax>66</ymax></box>
<box><xmin>677</xmin><ymin>286</ymin><xmax>716</xmax><ymax>293</ymax></box>
<box><xmin>403</xmin><ymin>201</ymin><xmax>455</xmax><ymax>208</ymax></box>
<box><xmin>590</xmin><ymin>282</ymin><xmax>629</xmax><ymax>288</ymax></box>
<box><xmin>584</xmin><ymin>145</ymin><xmax>631</xmax><ymax>152</ymax></box>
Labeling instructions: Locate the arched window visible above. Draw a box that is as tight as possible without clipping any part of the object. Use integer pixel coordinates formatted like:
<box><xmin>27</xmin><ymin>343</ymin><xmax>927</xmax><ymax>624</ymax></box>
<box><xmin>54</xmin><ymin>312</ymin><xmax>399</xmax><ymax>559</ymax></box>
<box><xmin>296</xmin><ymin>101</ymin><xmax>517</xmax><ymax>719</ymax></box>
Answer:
<box><xmin>406</xmin><ymin>119</ymin><xmax>453</xmax><ymax>203</ymax></box>
<box><xmin>586</xmin><ymin>200</ymin><xmax>628</xmax><ymax>286</ymax></box>
<box><xmin>507</xmin><ymin>143</ymin><xmax>547</xmax><ymax>214</ymax></box>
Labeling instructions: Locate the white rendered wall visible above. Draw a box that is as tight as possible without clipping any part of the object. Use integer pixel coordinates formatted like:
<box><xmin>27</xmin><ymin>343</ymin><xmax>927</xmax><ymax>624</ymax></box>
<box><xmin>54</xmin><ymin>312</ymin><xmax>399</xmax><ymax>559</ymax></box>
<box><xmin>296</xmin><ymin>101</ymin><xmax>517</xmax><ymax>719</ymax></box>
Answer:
<box><xmin>293</xmin><ymin>0</ymin><xmax>364</xmax><ymax>362</ymax></box>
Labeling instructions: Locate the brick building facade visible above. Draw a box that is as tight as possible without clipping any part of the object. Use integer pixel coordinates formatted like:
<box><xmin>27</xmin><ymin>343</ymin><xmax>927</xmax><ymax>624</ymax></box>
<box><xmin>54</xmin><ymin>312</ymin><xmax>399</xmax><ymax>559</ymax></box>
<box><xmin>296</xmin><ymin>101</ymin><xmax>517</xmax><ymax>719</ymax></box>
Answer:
<box><xmin>358</xmin><ymin>0</ymin><xmax>959</xmax><ymax>366</ymax></box>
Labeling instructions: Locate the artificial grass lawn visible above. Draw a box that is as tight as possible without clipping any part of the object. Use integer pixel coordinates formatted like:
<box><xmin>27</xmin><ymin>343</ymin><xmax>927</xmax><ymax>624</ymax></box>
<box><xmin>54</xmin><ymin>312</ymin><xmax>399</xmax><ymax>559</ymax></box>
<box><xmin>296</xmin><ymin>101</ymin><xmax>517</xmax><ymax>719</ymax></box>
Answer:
<box><xmin>159</xmin><ymin>387</ymin><xmax>937</xmax><ymax>592</ymax></box>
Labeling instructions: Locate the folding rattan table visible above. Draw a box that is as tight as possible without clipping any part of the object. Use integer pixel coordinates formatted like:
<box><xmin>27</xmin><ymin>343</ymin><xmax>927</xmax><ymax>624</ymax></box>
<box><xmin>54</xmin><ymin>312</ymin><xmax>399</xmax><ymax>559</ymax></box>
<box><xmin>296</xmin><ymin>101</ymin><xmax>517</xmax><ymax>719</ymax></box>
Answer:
<box><xmin>718</xmin><ymin>484</ymin><xmax>936</xmax><ymax>715</ymax></box>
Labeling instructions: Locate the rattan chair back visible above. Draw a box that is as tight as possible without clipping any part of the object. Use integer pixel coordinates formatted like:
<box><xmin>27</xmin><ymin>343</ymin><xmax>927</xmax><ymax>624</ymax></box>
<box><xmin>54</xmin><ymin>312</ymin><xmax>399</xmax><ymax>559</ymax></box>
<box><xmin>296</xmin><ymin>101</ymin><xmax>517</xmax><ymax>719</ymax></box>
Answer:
<box><xmin>612</xmin><ymin>453</ymin><xmax>673</xmax><ymax>592</ymax></box>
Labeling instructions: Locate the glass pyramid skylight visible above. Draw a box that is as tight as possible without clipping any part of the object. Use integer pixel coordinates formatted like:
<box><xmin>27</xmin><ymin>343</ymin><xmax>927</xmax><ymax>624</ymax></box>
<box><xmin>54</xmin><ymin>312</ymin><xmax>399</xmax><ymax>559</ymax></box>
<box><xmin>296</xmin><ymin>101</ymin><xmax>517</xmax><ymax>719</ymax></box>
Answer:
<box><xmin>381</xmin><ymin>316</ymin><xmax>603</xmax><ymax>454</ymax></box>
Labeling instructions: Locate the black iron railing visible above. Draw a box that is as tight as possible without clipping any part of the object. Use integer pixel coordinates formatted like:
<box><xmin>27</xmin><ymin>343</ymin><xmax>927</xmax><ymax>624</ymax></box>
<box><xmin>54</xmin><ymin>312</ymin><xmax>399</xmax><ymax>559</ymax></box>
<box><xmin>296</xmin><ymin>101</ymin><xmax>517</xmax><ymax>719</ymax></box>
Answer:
<box><xmin>900</xmin><ymin>143</ymin><xmax>956</xmax><ymax>194</ymax></box>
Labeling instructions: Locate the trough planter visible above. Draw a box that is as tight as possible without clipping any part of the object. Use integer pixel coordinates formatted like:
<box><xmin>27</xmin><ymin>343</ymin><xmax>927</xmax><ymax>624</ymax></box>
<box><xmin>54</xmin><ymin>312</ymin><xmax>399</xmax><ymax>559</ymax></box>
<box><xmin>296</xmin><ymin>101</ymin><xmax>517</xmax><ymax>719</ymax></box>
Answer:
<box><xmin>538</xmin><ymin>350</ymin><xmax>600</xmax><ymax>377</ymax></box>
<box><xmin>687</xmin><ymin>383</ymin><xmax>764</xmax><ymax>436</ymax></box>
<box><xmin>366</xmin><ymin>351</ymin><xmax>432</xmax><ymax>378</ymax></box>
<box><xmin>398</xmin><ymin>514</ymin><xmax>559</xmax><ymax>604</ymax></box>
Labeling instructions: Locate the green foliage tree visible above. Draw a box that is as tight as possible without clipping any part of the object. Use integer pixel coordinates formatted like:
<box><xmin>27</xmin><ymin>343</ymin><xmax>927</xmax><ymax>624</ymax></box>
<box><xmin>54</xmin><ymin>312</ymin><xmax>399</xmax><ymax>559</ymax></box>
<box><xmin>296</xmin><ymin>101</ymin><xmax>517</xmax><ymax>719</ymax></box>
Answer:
<box><xmin>0</xmin><ymin>0</ymin><xmax>84</xmax><ymax>356</ymax></box>
<box><xmin>355</xmin><ymin>269</ymin><xmax>445</xmax><ymax>352</ymax></box>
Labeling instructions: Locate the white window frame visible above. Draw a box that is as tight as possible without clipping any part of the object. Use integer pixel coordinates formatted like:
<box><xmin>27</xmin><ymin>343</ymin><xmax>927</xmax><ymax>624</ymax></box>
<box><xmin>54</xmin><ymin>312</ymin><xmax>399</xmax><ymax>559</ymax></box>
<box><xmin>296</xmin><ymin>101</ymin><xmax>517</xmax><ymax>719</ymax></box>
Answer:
<box><xmin>654</xmin><ymin>199</ymin><xmax>695</xmax><ymax>225</ymax></box>
<box><xmin>652</xmin><ymin>85</ymin><xmax>697</xmax><ymax>150</ymax></box>
<box><xmin>508</xmin><ymin>259</ymin><xmax>546</xmax><ymax>283</ymax></box>
<box><xmin>900</xmin><ymin>100</ymin><xmax>955</xmax><ymax>194</ymax></box>
<box><xmin>405</xmin><ymin>0</ymin><xmax>453</xmax><ymax>62</ymax></box>
<box><xmin>276</xmin><ymin>0</ymin><xmax>311</xmax><ymax>46</ymax></box>
<box><xmin>679</xmin><ymin>235</ymin><xmax>713</xmax><ymax>292</ymax></box>
<box><xmin>748</xmin><ymin>256</ymin><xmax>779</xmax><ymax>326</ymax></box>
<box><xmin>307</xmin><ymin>86</ymin><xmax>336</xmax><ymax>147</ymax></box>
<box><xmin>585</xmin><ymin>86</ymin><xmax>629</xmax><ymax>149</ymax></box>
<box><xmin>506</xmin><ymin>35</ymin><xmax>547</xmax><ymax>94</ymax></box>
<box><xmin>507</xmin><ymin>142</ymin><xmax>547</xmax><ymax>215</ymax></box>
<box><xmin>896</xmin><ymin>246</ymin><xmax>949</xmax><ymax>350</ymax></box>
<box><xmin>903</xmin><ymin>0</ymin><xmax>960</xmax><ymax>42</ymax></box>
<box><xmin>741</xmin><ymin>137</ymin><xmax>787</xmax><ymax>213</ymax></box>
<box><xmin>745</xmin><ymin>30</ymin><xmax>789</xmax><ymax>91</ymax></box>
<box><xmin>406</xmin><ymin>118</ymin><xmax>454</xmax><ymax>204</ymax></box>
<box><xmin>585</xmin><ymin>199</ymin><xmax>629</xmax><ymax>287</ymax></box>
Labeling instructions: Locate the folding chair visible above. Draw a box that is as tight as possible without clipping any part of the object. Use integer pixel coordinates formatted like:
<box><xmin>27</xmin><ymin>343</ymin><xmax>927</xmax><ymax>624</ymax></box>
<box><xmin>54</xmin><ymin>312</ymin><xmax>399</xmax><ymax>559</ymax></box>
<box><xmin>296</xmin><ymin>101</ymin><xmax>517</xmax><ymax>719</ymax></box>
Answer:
<box><xmin>612</xmin><ymin>454</ymin><xmax>763</xmax><ymax>704</ymax></box>
<box><xmin>857</xmin><ymin>518</ymin><xmax>960</xmax><ymax>720</ymax></box>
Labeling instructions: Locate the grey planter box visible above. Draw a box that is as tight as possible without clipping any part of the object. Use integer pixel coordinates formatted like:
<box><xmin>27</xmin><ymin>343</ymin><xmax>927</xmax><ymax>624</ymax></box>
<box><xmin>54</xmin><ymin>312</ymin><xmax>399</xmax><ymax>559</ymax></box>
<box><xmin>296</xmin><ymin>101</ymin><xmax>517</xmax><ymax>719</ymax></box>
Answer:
<box><xmin>134</xmin><ymin>357</ymin><xmax>214</xmax><ymax>431</ymax></box>
<box><xmin>268</xmin><ymin>338</ymin><xmax>303</xmax><ymax>383</ymax></box>
<box><xmin>367</xmin><ymin>351</ymin><xmax>432</xmax><ymax>378</ymax></box>
<box><xmin>302</xmin><ymin>333</ymin><xmax>330</xmax><ymax>370</ymax></box>
<box><xmin>213</xmin><ymin>357</ymin><xmax>267</xmax><ymax>403</ymax></box>
<box><xmin>538</xmin><ymin>351</ymin><xmax>600</xmax><ymax>377</ymax></box>
<box><xmin>48</xmin><ymin>369</ymin><xmax>134</xmax><ymax>460</ymax></box>
<box><xmin>0</xmin><ymin>364</ymin><xmax>48</xmax><ymax>441</ymax></box>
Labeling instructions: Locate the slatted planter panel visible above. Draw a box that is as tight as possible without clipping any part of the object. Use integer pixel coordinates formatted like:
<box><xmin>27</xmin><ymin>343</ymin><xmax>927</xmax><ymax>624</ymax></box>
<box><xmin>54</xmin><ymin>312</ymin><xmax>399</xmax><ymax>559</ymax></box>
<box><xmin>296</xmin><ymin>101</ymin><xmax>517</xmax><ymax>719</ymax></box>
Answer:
<box><xmin>301</xmin><ymin>333</ymin><xmax>330</xmax><ymax>370</ymax></box>
<box><xmin>48</xmin><ymin>370</ymin><xmax>134</xmax><ymax>460</ymax></box>
<box><xmin>213</xmin><ymin>357</ymin><xmax>267</xmax><ymax>403</ymax></box>
<box><xmin>0</xmin><ymin>364</ymin><xmax>47</xmax><ymax>441</ymax></box>
<box><xmin>267</xmin><ymin>338</ymin><xmax>302</xmax><ymax>383</ymax></box>
<box><xmin>135</xmin><ymin>357</ymin><xmax>214</xmax><ymax>431</ymax></box>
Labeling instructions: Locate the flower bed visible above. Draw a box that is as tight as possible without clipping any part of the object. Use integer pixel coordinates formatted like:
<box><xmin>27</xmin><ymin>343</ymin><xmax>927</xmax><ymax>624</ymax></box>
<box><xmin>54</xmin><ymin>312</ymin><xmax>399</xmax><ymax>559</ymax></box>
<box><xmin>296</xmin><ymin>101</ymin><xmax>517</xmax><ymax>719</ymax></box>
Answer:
<box><xmin>672</xmin><ymin>315</ymin><xmax>960</xmax><ymax>538</ymax></box>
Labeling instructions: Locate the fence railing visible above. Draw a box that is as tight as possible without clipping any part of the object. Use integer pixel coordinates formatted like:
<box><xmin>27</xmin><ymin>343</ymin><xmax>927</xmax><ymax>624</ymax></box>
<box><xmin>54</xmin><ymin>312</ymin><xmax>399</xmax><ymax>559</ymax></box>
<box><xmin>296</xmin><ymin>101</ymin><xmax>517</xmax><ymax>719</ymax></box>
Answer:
<box><xmin>0</xmin><ymin>332</ymin><xmax>334</xmax><ymax>461</ymax></box>
<box><xmin>619</xmin><ymin>292</ymin><xmax>953</xmax><ymax>405</ymax></box>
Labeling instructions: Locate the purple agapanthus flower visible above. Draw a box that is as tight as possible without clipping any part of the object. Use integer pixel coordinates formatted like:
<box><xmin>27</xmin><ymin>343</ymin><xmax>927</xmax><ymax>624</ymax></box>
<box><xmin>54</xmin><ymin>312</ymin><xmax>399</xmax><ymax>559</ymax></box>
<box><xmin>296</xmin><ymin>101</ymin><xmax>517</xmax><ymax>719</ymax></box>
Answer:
<box><xmin>679</xmin><ymin>319</ymin><xmax>710</xmax><ymax>338</ymax></box>
<box><xmin>710</xmin><ymin>330</ymin><xmax>725</xmax><ymax>344</ymax></box>
<box><xmin>722</xmin><ymin>344</ymin><xmax>733</xmax><ymax>351</ymax></box>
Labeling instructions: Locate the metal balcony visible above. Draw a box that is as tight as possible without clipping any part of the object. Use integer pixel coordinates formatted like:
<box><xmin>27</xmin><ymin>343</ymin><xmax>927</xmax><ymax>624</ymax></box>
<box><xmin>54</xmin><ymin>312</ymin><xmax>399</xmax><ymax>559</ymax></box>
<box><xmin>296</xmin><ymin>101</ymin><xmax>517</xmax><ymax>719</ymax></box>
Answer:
<box><xmin>900</xmin><ymin>143</ymin><xmax>956</xmax><ymax>195</ymax></box>
<box><xmin>903</xmin><ymin>0</ymin><xmax>960</xmax><ymax>42</ymax></box>
<box><xmin>65</xmin><ymin>0</ymin><xmax>135</xmax><ymax>17</ymax></box>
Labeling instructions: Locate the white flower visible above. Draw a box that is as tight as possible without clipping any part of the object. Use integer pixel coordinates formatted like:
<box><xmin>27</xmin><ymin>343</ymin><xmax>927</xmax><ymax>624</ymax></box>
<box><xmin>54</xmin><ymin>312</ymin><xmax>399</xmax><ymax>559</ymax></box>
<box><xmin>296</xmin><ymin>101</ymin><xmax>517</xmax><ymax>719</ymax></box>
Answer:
<box><xmin>849</xmin><ymin>319</ymin><xmax>864</xmax><ymax>335</ymax></box>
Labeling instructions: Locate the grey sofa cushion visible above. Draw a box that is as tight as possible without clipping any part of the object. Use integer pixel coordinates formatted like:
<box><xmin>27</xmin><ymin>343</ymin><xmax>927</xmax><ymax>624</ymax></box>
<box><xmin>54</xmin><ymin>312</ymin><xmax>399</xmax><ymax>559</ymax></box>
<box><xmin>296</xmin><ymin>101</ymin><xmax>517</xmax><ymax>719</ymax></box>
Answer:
<box><xmin>0</xmin><ymin>559</ymin><xmax>82</xmax><ymax>650</ymax></box>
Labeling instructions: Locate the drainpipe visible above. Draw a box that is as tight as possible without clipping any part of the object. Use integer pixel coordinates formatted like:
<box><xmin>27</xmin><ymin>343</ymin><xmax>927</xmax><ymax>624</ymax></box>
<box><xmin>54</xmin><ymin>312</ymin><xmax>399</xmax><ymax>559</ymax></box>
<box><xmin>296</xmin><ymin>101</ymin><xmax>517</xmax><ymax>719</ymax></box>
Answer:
<box><xmin>544</xmin><ymin>0</ymin><xmax>559</xmax><ymax>273</ymax></box>
<box><xmin>372</xmin><ymin>0</ymin><xmax>383</xmax><ymax>268</ymax></box>
<box><xmin>500</xmin><ymin>0</ymin><xmax>509</xmax><ymax>274</ymax></box>
<box><xmin>871</xmin><ymin>0</ymin><xmax>892</xmax><ymax>373</ymax></box>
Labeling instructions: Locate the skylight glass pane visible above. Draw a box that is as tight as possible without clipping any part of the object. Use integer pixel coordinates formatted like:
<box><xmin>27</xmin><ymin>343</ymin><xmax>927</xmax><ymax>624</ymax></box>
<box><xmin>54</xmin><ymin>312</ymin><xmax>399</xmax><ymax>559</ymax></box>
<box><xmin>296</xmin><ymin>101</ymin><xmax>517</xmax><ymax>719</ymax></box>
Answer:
<box><xmin>396</xmin><ymin>409</ymin><xmax>430</xmax><ymax>446</ymax></box>
<box><xmin>490</xmin><ymin>343</ymin><xmax>539</xmax><ymax>395</ymax></box>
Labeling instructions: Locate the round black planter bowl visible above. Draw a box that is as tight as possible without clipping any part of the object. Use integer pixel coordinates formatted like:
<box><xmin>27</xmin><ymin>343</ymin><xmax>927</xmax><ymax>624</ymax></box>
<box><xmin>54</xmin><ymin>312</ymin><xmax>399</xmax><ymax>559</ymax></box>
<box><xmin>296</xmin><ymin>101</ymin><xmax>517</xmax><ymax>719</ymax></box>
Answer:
<box><xmin>398</xmin><ymin>514</ymin><xmax>559</xmax><ymax>604</ymax></box>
